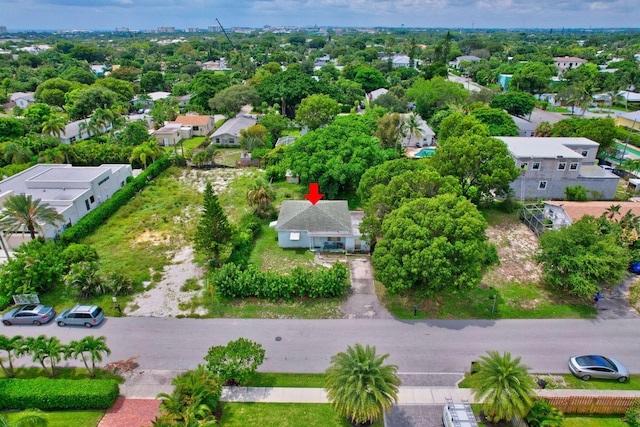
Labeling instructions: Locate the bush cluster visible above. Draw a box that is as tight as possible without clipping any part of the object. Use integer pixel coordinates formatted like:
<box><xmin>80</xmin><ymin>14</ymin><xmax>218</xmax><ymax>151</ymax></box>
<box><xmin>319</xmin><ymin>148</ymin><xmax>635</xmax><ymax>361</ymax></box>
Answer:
<box><xmin>213</xmin><ymin>262</ymin><xmax>349</xmax><ymax>300</ymax></box>
<box><xmin>226</xmin><ymin>213</ymin><xmax>262</xmax><ymax>267</ymax></box>
<box><xmin>59</xmin><ymin>156</ymin><xmax>169</xmax><ymax>245</ymax></box>
<box><xmin>0</xmin><ymin>379</ymin><xmax>119</xmax><ymax>410</ymax></box>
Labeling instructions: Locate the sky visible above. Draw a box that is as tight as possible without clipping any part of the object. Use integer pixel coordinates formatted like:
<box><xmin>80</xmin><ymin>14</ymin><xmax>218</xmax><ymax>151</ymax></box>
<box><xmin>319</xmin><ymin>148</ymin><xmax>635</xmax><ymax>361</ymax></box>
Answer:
<box><xmin>1</xmin><ymin>0</ymin><xmax>638</xmax><ymax>31</ymax></box>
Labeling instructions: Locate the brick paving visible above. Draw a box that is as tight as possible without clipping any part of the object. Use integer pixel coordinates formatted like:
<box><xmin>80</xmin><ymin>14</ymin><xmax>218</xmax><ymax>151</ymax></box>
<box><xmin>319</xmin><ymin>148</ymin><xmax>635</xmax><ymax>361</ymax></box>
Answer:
<box><xmin>97</xmin><ymin>398</ymin><xmax>161</xmax><ymax>427</ymax></box>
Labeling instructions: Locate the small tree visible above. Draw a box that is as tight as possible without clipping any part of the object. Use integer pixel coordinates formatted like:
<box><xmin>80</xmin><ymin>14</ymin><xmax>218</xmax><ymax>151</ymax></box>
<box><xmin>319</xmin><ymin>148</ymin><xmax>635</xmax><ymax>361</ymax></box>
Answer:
<box><xmin>193</xmin><ymin>182</ymin><xmax>234</xmax><ymax>268</ymax></box>
<box><xmin>24</xmin><ymin>335</ymin><xmax>67</xmax><ymax>378</ymax></box>
<box><xmin>325</xmin><ymin>343</ymin><xmax>400</xmax><ymax>425</ymax></box>
<box><xmin>525</xmin><ymin>400</ymin><xmax>564</xmax><ymax>427</ymax></box>
<box><xmin>0</xmin><ymin>335</ymin><xmax>26</xmax><ymax>378</ymax></box>
<box><xmin>246</xmin><ymin>178</ymin><xmax>276</xmax><ymax>218</ymax></box>
<box><xmin>471</xmin><ymin>351</ymin><xmax>536</xmax><ymax>423</ymax></box>
<box><xmin>66</xmin><ymin>336</ymin><xmax>111</xmax><ymax>377</ymax></box>
<box><xmin>204</xmin><ymin>338</ymin><xmax>265</xmax><ymax>385</ymax></box>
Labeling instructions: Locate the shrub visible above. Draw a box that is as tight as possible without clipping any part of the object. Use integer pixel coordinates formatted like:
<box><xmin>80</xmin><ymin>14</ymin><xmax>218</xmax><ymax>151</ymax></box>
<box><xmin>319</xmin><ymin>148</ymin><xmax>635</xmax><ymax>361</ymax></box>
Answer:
<box><xmin>61</xmin><ymin>243</ymin><xmax>99</xmax><ymax>267</ymax></box>
<box><xmin>0</xmin><ymin>379</ymin><xmax>119</xmax><ymax>410</ymax></box>
<box><xmin>205</xmin><ymin>338</ymin><xmax>265</xmax><ymax>385</ymax></box>
<box><xmin>624</xmin><ymin>399</ymin><xmax>640</xmax><ymax>427</ymax></box>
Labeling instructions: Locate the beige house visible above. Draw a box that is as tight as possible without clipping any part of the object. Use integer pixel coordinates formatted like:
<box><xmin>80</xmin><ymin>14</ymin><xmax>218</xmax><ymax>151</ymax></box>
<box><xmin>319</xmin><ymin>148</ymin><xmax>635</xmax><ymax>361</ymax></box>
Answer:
<box><xmin>553</xmin><ymin>56</ymin><xmax>587</xmax><ymax>75</ymax></box>
<box><xmin>168</xmin><ymin>115</ymin><xmax>215</xmax><ymax>136</ymax></box>
<box><xmin>616</xmin><ymin>110</ymin><xmax>640</xmax><ymax>131</ymax></box>
<box><xmin>153</xmin><ymin>124</ymin><xmax>182</xmax><ymax>146</ymax></box>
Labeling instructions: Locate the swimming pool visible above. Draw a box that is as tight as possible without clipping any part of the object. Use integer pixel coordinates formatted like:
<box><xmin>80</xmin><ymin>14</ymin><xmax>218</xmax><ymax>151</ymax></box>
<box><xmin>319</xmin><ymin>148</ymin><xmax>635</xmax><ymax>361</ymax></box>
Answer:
<box><xmin>414</xmin><ymin>147</ymin><xmax>436</xmax><ymax>157</ymax></box>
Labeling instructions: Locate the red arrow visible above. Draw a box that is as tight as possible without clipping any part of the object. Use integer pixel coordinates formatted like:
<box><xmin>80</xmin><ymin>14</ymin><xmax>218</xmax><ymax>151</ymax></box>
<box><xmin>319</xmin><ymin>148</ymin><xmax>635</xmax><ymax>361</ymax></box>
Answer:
<box><xmin>304</xmin><ymin>183</ymin><xmax>323</xmax><ymax>205</ymax></box>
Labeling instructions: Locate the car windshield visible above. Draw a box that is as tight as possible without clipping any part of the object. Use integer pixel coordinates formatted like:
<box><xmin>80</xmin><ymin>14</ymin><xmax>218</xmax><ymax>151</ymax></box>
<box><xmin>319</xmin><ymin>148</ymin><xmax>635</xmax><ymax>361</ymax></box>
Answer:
<box><xmin>21</xmin><ymin>304</ymin><xmax>38</xmax><ymax>311</ymax></box>
<box><xmin>576</xmin><ymin>355</ymin><xmax>616</xmax><ymax>370</ymax></box>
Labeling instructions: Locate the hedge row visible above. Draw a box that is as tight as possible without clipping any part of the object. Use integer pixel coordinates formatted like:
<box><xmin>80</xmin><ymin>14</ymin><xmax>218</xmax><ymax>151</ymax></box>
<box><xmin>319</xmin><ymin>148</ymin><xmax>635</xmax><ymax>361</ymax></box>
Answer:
<box><xmin>213</xmin><ymin>262</ymin><xmax>349</xmax><ymax>301</ymax></box>
<box><xmin>59</xmin><ymin>156</ymin><xmax>170</xmax><ymax>245</ymax></box>
<box><xmin>0</xmin><ymin>379</ymin><xmax>119</xmax><ymax>410</ymax></box>
<box><xmin>615</xmin><ymin>127</ymin><xmax>640</xmax><ymax>149</ymax></box>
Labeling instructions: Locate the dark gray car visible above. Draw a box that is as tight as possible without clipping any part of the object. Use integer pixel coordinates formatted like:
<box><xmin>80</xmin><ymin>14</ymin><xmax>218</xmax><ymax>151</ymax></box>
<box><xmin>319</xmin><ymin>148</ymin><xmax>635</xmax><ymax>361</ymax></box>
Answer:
<box><xmin>2</xmin><ymin>304</ymin><xmax>56</xmax><ymax>326</ymax></box>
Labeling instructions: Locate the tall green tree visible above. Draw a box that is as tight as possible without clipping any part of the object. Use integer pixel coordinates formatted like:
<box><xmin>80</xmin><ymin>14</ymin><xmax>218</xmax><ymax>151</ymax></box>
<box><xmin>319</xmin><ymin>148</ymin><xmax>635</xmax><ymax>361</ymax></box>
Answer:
<box><xmin>194</xmin><ymin>182</ymin><xmax>234</xmax><ymax>268</ymax></box>
<box><xmin>66</xmin><ymin>336</ymin><xmax>111</xmax><ymax>377</ymax></box>
<box><xmin>295</xmin><ymin>94</ymin><xmax>340</xmax><ymax>130</ymax></box>
<box><xmin>256</xmin><ymin>70</ymin><xmax>318</xmax><ymax>118</ymax></box>
<box><xmin>406</xmin><ymin>77</ymin><xmax>469</xmax><ymax>118</ymax></box>
<box><xmin>0</xmin><ymin>335</ymin><xmax>26</xmax><ymax>378</ymax></box>
<box><xmin>209</xmin><ymin>84</ymin><xmax>260</xmax><ymax>118</ymax></box>
<box><xmin>509</xmin><ymin>62</ymin><xmax>554</xmax><ymax>94</ymax></box>
<box><xmin>429</xmin><ymin>133</ymin><xmax>519</xmax><ymax>203</ymax></box>
<box><xmin>490</xmin><ymin>91</ymin><xmax>536</xmax><ymax>117</ymax></box>
<box><xmin>404</xmin><ymin>113</ymin><xmax>422</xmax><ymax>146</ymax></box>
<box><xmin>0</xmin><ymin>194</ymin><xmax>65</xmax><ymax>240</ymax></box>
<box><xmin>41</xmin><ymin>115</ymin><xmax>67</xmax><ymax>138</ymax></box>
<box><xmin>374</xmin><ymin>113</ymin><xmax>406</xmax><ymax>150</ymax></box>
<box><xmin>471</xmin><ymin>351</ymin><xmax>536</xmax><ymax>423</ymax></box>
<box><xmin>246</xmin><ymin>178</ymin><xmax>275</xmax><ymax>219</ymax></box>
<box><xmin>469</xmin><ymin>106</ymin><xmax>519</xmax><ymax>136</ymax></box>
<box><xmin>325</xmin><ymin>343</ymin><xmax>400</xmax><ymax>425</ymax></box>
<box><xmin>372</xmin><ymin>194</ymin><xmax>496</xmax><ymax>294</ymax></box>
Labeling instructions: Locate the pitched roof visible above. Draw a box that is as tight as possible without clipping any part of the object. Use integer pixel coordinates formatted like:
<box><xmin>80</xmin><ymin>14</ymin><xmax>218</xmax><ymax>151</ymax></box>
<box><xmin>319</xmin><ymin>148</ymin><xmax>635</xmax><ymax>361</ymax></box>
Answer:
<box><xmin>553</xmin><ymin>56</ymin><xmax>587</xmax><ymax>63</ymax></box>
<box><xmin>275</xmin><ymin>200</ymin><xmax>352</xmax><ymax>235</ymax></box>
<box><xmin>211</xmin><ymin>116</ymin><xmax>257</xmax><ymax>138</ymax></box>
<box><xmin>169</xmin><ymin>115</ymin><xmax>212</xmax><ymax>126</ymax></box>
<box><xmin>545</xmin><ymin>201</ymin><xmax>640</xmax><ymax>223</ymax></box>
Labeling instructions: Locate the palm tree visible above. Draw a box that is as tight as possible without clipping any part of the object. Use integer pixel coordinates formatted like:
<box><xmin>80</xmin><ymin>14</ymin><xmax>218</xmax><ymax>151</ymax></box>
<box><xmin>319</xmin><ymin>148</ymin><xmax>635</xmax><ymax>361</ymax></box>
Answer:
<box><xmin>0</xmin><ymin>409</ymin><xmax>48</xmax><ymax>427</ymax></box>
<box><xmin>130</xmin><ymin>142</ymin><xmax>165</xmax><ymax>169</ymax></box>
<box><xmin>247</xmin><ymin>178</ymin><xmax>275</xmax><ymax>218</ymax></box>
<box><xmin>404</xmin><ymin>113</ymin><xmax>423</xmax><ymax>147</ymax></box>
<box><xmin>66</xmin><ymin>336</ymin><xmax>111</xmax><ymax>377</ymax></box>
<box><xmin>325</xmin><ymin>343</ymin><xmax>400</xmax><ymax>425</ymax></box>
<box><xmin>605</xmin><ymin>204</ymin><xmax>622</xmax><ymax>220</ymax></box>
<box><xmin>64</xmin><ymin>261</ymin><xmax>106</xmax><ymax>299</ymax></box>
<box><xmin>525</xmin><ymin>400</ymin><xmax>564</xmax><ymax>427</ymax></box>
<box><xmin>41</xmin><ymin>115</ymin><xmax>67</xmax><ymax>138</ymax></box>
<box><xmin>0</xmin><ymin>335</ymin><xmax>26</xmax><ymax>378</ymax></box>
<box><xmin>0</xmin><ymin>194</ymin><xmax>65</xmax><ymax>240</ymax></box>
<box><xmin>2</xmin><ymin>143</ymin><xmax>34</xmax><ymax>165</ymax></box>
<box><xmin>24</xmin><ymin>335</ymin><xmax>67</xmax><ymax>377</ymax></box>
<box><xmin>534</xmin><ymin>121</ymin><xmax>552</xmax><ymax>137</ymax></box>
<box><xmin>240</xmin><ymin>135</ymin><xmax>265</xmax><ymax>155</ymax></box>
<box><xmin>471</xmin><ymin>350</ymin><xmax>536</xmax><ymax>423</ymax></box>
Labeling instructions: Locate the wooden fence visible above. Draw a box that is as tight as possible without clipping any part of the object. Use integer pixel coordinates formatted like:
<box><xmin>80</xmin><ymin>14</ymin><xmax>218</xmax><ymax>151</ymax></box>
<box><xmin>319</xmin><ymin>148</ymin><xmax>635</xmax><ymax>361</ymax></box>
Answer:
<box><xmin>541</xmin><ymin>396</ymin><xmax>638</xmax><ymax>415</ymax></box>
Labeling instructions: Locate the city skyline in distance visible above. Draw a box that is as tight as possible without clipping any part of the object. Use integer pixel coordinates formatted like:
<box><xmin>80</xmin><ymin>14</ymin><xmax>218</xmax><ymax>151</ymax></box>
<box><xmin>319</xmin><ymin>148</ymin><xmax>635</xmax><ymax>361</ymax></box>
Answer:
<box><xmin>0</xmin><ymin>0</ymin><xmax>638</xmax><ymax>32</ymax></box>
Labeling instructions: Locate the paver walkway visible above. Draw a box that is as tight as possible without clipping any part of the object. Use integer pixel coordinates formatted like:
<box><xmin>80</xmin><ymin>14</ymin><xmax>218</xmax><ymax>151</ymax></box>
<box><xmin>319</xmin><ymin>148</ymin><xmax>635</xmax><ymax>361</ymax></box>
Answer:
<box><xmin>97</xmin><ymin>398</ymin><xmax>161</xmax><ymax>427</ymax></box>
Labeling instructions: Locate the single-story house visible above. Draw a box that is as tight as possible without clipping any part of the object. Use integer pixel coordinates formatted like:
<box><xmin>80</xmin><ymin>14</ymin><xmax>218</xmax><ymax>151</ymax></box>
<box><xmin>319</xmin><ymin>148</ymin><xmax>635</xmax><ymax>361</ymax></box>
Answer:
<box><xmin>272</xmin><ymin>200</ymin><xmax>369</xmax><ymax>252</ymax></box>
<box><xmin>498</xmin><ymin>137</ymin><xmax>620</xmax><ymax>201</ymax></box>
<box><xmin>0</xmin><ymin>163</ymin><xmax>131</xmax><ymax>251</ymax></box>
<box><xmin>167</xmin><ymin>115</ymin><xmax>215</xmax><ymax>136</ymax></box>
<box><xmin>380</xmin><ymin>54</ymin><xmax>412</xmax><ymax>68</ymax></box>
<box><xmin>616</xmin><ymin>110</ymin><xmax>640</xmax><ymax>131</ymax></box>
<box><xmin>541</xmin><ymin>201</ymin><xmax>640</xmax><ymax>230</ymax></box>
<box><xmin>9</xmin><ymin>92</ymin><xmax>36</xmax><ymax>109</ymax></box>
<box><xmin>367</xmin><ymin>88</ymin><xmax>388</xmax><ymax>102</ymax></box>
<box><xmin>59</xmin><ymin>119</ymin><xmax>113</xmax><ymax>145</ymax></box>
<box><xmin>401</xmin><ymin>114</ymin><xmax>435</xmax><ymax>147</ymax></box>
<box><xmin>132</xmin><ymin>91</ymin><xmax>172</xmax><ymax>107</ymax></box>
<box><xmin>153</xmin><ymin>123</ymin><xmax>183</xmax><ymax>146</ymax></box>
<box><xmin>450</xmin><ymin>55</ymin><xmax>482</xmax><ymax>69</ymax></box>
<box><xmin>210</xmin><ymin>115</ymin><xmax>257</xmax><ymax>145</ymax></box>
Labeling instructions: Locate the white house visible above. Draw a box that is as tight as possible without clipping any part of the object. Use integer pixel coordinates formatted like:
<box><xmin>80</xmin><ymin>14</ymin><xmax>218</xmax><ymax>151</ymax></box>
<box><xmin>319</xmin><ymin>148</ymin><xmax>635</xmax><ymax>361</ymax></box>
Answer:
<box><xmin>553</xmin><ymin>56</ymin><xmax>587</xmax><ymax>75</ymax></box>
<box><xmin>498</xmin><ymin>137</ymin><xmax>619</xmax><ymax>201</ymax></box>
<box><xmin>272</xmin><ymin>200</ymin><xmax>369</xmax><ymax>252</ymax></box>
<box><xmin>9</xmin><ymin>92</ymin><xmax>35</xmax><ymax>109</ymax></box>
<box><xmin>0</xmin><ymin>164</ymin><xmax>132</xmax><ymax>250</ymax></box>
<box><xmin>210</xmin><ymin>115</ymin><xmax>257</xmax><ymax>145</ymax></box>
<box><xmin>450</xmin><ymin>55</ymin><xmax>482</xmax><ymax>69</ymax></box>
<box><xmin>401</xmin><ymin>114</ymin><xmax>435</xmax><ymax>147</ymax></box>
<box><xmin>59</xmin><ymin>119</ymin><xmax>113</xmax><ymax>145</ymax></box>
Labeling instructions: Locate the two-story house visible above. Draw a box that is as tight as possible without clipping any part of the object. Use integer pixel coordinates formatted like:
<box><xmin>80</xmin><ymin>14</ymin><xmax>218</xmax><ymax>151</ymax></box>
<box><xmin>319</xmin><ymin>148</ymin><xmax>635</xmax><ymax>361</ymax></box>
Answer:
<box><xmin>498</xmin><ymin>137</ymin><xmax>619</xmax><ymax>200</ymax></box>
<box><xmin>553</xmin><ymin>56</ymin><xmax>587</xmax><ymax>75</ymax></box>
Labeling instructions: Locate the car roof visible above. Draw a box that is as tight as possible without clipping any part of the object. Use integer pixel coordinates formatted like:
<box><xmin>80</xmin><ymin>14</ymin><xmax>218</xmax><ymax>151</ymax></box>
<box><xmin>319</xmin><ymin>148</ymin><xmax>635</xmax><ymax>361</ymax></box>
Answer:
<box><xmin>576</xmin><ymin>355</ymin><xmax>615</xmax><ymax>369</ymax></box>
<box><xmin>19</xmin><ymin>304</ymin><xmax>40</xmax><ymax>311</ymax></box>
<box><xmin>70</xmin><ymin>305</ymin><xmax>98</xmax><ymax>313</ymax></box>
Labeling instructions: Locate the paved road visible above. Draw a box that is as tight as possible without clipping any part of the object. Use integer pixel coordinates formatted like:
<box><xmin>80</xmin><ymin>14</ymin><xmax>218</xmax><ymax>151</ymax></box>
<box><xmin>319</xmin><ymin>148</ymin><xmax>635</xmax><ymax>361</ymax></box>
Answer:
<box><xmin>8</xmin><ymin>318</ymin><xmax>640</xmax><ymax>375</ymax></box>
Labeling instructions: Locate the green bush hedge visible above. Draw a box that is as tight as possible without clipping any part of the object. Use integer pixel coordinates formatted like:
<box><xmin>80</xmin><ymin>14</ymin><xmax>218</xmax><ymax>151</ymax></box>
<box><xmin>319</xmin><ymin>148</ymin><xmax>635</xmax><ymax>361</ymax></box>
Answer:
<box><xmin>0</xmin><ymin>379</ymin><xmax>119</xmax><ymax>410</ymax></box>
<box><xmin>59</xmin><ymin>156</ymin><xmax>170</xmax><ymax>245</ymax></box>
<box><xmin>214</xmin><ymin>262</ymin><xmax>349</xmax><ymax>301</ymax></box>
<box><xmin>615</xmin><ymin>127</ymin><xmax>640</xmax><ymax>148</ymax></box>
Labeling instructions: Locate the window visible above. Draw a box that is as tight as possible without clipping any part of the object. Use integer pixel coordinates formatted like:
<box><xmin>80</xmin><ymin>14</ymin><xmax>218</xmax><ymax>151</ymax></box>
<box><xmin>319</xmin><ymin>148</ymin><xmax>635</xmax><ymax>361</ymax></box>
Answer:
<box><xmin>532</xmin><ymin>162</ymin><xmax>541</xmax><ymax>170</ymax></box>
<box><xmin>581</xmin><ymin>150</ymin><xmax>589</xmax><ymax>157</ymax></box>
<box><xmin>520</xmin><ymin>162</ymin><xmax>528</xmax><ymax>170</ymax></box>
<box><xmin>538</xmin><ymin>181</ymin><xmax>547</xmax><ymax>190</ymax></box>
<box><xmin>289</xmin><ymin>232</ymin><xmax>300</xmax><ymax>241</ymax></box>
<box><xmin>558</xmin><ymin>162</ymin><xmax>567</xmax><ymax>170</ymax></box>
<box><xmin>85</xmin><ymin>200</ymin><xmax>90</xmax><ymax>211</ymax></box>
<box><xmin>229</xmin><ymin>138</ymin><xmax>235</xmax><ymax>144</ymax></box>
<box><xmin>70</xmin><ymin>137</ymin><xmax>76</xmax><ymax>143</ymax></box>
<box><xmin>215</xmin><ymin>138</ymin><xmax>220</xmax><ymax>144</ymax></box>
<box><xmin>328</xmin><ymin>237</ymin><xmax>341</xmax><ymax>241</ymax></box>
<box><xmin>90</xmin><ymin>195</ymin><xmax>95</xmax><ymax>203</ymax></box>
<box><xmin>193</xmin><ymin>126</ymin><xmax>199</xmax><ymax>131</ymax></box>
<box><xmin>569</xmin><ymin>162</ymin><xmax>579</xmax><ymax>170</ymax></box>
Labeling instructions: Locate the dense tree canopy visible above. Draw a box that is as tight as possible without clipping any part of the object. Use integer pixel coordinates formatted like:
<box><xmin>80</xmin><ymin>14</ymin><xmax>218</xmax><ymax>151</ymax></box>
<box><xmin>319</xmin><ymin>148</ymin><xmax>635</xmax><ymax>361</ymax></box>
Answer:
<box><xmin>509</xmin><ymin>62</ymin><xmax>555</xmax><ymax>94</ymax></box>
<box><xmin>295</xmin><ymin>94</ymin><xmax>340</xmax><ymax>130</ymax></box>
<box><xmin>256</xmin><ymin>70</ymin><xmax>319</xmax><ymax>118</ymax></box>
<box><xmin>283</xmin><ymin>115</ymin><xmax>388</xmax><ymax>199</ymax></box>
<box><xmin>209</xmin><ymin>85</ymin><xmax>260</xmax><ymax>117</ymax></box>
<box><xmin>372</xmin><ymin>194</ymin><xmax>497</xmax><ymax>294</ymax></box>
<box><xmin>188</xmin><ymin>71</ymin><xmax>230</xmax><ymax>113</ymax></box>
<box><xmin>490</xmin><ymin>91</ymin><xmax>536</xmax><ymax>117</ymax></box>
<box><xmin>468</xmin><ymin>106</ymin><xmax>519</xmax><ymax>136</ymax></box>
<box><xmin>406</xmin><ymin>77</ymin><xmax>469</xmax><ymax>118</ymax></box>
<box><xmin>357</xmin><ymin>158</ymin><xmax>430</xmax><ymax>201</ymax></box>
<box><xmin>429</xmin><ymin>132</ymin><xmax>519</xmax><ymax>203</ymax></box>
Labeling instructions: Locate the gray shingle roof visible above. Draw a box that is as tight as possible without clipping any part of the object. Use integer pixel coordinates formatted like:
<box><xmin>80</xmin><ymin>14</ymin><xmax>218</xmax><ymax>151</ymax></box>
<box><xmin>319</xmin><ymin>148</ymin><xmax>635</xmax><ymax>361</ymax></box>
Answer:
<box><xmin>211</xmin><ymin>116</ymin><xmax>257</xmax><ymax>138</ymax></box>
<box><xmin>275</xmin><ymin>200</ymin><xmax>352</xmax><ymax>234</ymax></box>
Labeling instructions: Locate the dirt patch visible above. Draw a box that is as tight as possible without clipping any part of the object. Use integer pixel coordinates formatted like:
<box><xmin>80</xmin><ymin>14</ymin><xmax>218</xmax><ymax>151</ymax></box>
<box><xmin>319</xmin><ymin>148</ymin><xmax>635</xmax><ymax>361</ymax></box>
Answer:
<box><xmin>483</xmin><ymin>218</ymin><xmax>542</xmax><ymax>285</ymax></box>
<box><xmin>178</xmin><ymin>168</ymin><xmax>251</xmax><ymax>193</ymax></box>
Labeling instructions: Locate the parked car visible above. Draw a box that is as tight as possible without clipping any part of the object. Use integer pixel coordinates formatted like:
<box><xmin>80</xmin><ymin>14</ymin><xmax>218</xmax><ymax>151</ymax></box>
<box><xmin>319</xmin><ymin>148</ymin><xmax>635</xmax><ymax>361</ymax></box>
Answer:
<box><xmin>568</xmin><ymin>355</ymin><xmax>629</xmax><ymax>382</ymax></box>
<box><xmin>2</xmin><ymin>304</ymin><xmax>56</xmax><ymax>326</ymax></box>
<box><xmin>56</xmin><ymin>305</ymin><xmax>105</xmax><ymax>328</ymax></box>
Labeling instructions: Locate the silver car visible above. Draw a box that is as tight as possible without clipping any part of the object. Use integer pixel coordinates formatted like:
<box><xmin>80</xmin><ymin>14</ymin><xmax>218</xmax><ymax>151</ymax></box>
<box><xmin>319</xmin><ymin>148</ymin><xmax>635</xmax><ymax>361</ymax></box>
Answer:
<box><xmin>56</xmin><ymin>305</ymin><xmax>105</xmax><ymax>328</ymax></box>
<box><xmin>2</xmin><ymin>304</ymin><xmax>56</xmax><ymax>326</ymax></box>
<box><xmin>568</xmin><ymin>355</ymin><xmax>629</xmax><ymax>382</ymax></box>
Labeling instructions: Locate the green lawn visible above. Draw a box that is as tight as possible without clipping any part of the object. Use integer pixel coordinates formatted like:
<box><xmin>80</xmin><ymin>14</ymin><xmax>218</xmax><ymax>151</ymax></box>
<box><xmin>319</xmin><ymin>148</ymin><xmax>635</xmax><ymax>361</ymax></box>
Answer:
<box><xmin>459</xmin><ymin>372</ymin><xmax>640</xmax><ymax>390</ymax></box>
<box><xmin>219</xmin><ymin>403</ymin><xmax>383</xmax><ymax>427</ymax></box>
<box><xmin>246</xmin><ymin>372</ymin><xmax>326</xmax><ymax>388</ymax></box>
<box><xmin>248</xmin><ymin>224</ymin><xmax>316</xmax><ymax>273</ymax></box>
<box><xmin>3</xmin><ymin>410</ymin><xmax>104</xmax><ymax>427</ymax></box>
<box><xmin>564</xmin><ymin>414</ymin><xmax>628</xmax><ymax>426</ymax></box>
